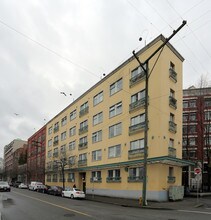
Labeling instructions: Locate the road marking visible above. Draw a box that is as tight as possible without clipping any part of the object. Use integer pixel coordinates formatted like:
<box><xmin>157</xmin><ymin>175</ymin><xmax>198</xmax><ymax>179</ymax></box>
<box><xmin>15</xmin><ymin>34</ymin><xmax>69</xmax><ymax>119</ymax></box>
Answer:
<box><xmin>13</xmin><ymin>191</ymin><xmax>93</xmax><ymax>218</ymax></box>
<box><xmin>178</xmin><ymin>210</ymin><xmax>211</xmax><ymax>215</ymax></box>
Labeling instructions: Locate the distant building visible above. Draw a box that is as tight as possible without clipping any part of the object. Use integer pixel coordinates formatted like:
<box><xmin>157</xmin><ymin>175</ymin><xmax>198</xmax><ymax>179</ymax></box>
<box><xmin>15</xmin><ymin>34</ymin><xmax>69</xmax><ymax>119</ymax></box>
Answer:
<box><xmin>0</xmin><ymin>158</ymin><xmax>4</xmax><ymax>180</ymax></box>
<box><xmin>182</xmin><ymin>86</ymin><xmax>211</xmax><ymax>191</ymax></box>
<box><xmin>4</xmin><ymin>139</ymin><xmax>27</xmax><ymax>182</ymax></box>
<box><xmin>27</xmin><ymin>125</ymin><xmax>46</xmax><ymax>184</ymax></box>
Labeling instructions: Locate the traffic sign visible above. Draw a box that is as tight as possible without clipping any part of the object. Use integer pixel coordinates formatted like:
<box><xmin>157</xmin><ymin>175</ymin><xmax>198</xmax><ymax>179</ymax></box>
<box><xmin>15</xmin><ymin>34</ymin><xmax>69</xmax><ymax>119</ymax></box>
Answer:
<box><xmin>194</xmin><ymin>168</ymin><xmax>201</xmax><ymax>175</ymax></box>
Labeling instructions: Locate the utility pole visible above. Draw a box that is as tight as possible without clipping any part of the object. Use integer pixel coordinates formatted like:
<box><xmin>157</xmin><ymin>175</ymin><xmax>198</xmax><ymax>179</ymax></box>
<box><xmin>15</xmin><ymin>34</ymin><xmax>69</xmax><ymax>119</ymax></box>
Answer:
<box><xmin>133</xmin><ymin>20</ymin><xmax>187</xmax><ymax>207</ymax></box>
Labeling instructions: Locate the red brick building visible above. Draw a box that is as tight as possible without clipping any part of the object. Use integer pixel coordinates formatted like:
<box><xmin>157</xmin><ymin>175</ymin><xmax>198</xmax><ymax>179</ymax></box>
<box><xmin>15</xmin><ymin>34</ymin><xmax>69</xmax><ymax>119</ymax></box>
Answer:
<box><xmin>27</xmin><ymin>125</ymin><xmax>46</xmax><ymax>184</ymax></box>
<box><xmin>182</xmin><ymin>86</ymin><xmax>211</xmax><ymax>191</ymax></box>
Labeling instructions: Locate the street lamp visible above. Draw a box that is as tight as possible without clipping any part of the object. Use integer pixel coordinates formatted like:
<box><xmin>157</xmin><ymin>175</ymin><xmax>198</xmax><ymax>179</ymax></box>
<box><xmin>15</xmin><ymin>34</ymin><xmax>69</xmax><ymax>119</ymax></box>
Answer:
<box><xmin>132</xmin><ymin>20</ymin><xmax>187</xmax><ymax>206</ymax></box>
<box><xmin>55</xmin><ymin>158</ymin><xmax>67</xmax><ymax>190</ymax></box>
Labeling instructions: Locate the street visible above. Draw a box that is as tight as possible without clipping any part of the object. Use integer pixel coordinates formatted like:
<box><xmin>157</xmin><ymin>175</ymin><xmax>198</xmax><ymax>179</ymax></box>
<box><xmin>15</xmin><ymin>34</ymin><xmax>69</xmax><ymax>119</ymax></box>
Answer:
<box><xmin>0</xmin><ymin>188</ymin><xmax>211</xmax><ymax>220</ymax></box>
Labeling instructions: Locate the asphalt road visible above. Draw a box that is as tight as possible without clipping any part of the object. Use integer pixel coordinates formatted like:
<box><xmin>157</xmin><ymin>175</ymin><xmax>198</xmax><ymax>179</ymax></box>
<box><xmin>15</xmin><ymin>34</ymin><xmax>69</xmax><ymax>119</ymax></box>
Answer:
<box><xmin>0</xmin><ymin>188</ymin><xmax>211</xmax><ymax>220</ymax></box>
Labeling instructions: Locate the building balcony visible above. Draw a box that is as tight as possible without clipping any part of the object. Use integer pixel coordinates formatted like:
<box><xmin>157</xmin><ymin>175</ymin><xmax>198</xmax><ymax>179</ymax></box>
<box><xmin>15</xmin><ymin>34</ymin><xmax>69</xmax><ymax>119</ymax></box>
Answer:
<box><xmin>78</xmin><ymin>159</ymin><xmax>87</xmax><ymax>167</ymax></box>
<box><xmin>128</xmin><ymin>148</ymin><xmax>145</xmax><ymax>159</ymax></box>
<box><xmin>169</xmin><ymin>68</ymin><xmax>177</xmax><ymax>82</ymax></box>
<box><xmin>78</xmin><ymin>142</ymin><xmax>88</xmax><ymax>150</ymax></box>
<box><xmin>129</xmin><ymin>98</ymin><xmax>145</xmax><ymax>112</ymax></box>
<box><xmin>90</xmin><ymin>177</ymin><xmax>102</xmax><ymax>183</ymax></box>
<box><xmin>54</xmin><ymin>126</ymin><xmax>59</xmax><ymax>133</ymax></box>
<box><xmin>169</xmin><ymin>121</ymin><xmax>177</xmax><ymax>133</ymax></box>
<box><xmin>79</xmin><ymin>125</ymin><xmax>88</xmax><ymax>135</ymax></box>
<box><xmin>129</xmin><ymin>122</ymin><xmax>145</xmax><ymax>135</ymax></box>
<box><xmin>168</xmin><ymin>176</ymin><xmax>176</xmax><ymax>183</ymax></box>
<box><xmin>79</xmin><ymin>106</ymin><xmax>89</xmax><ymax>117</ymax></box>
<box><xmin>129</xmin><ymin>71</ymin><xmax>145</xmax><ymax>87</ymax></box>
<box><xmin>168</xmin><ymin>147</ymin><xmax>176</xmax><ymax>157</ymax></box>
<box><xmin>128</xmin><ymin>176</ymin><xmax>143</xmax><ymax>182</ymax></box>
<box><xmin>106</xmin><ymin>176</ymin><xmax>121</xmax><ymax>183</ymax></box>
<box><xmin>53</xmin><ymin>140</ymin><xmax>59</xmax><ymax>146</ymax></box>
<box><xmin>169</xmin><ymin>96</ymin><xmax>177</xmax><ymax>109</ymax></box>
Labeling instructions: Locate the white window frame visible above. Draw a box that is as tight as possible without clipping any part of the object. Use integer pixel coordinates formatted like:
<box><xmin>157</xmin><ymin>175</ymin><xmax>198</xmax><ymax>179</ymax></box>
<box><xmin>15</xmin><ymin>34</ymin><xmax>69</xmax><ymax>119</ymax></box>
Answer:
<box><xmin>93</xmin><ymin>112</ymin><xmax>103</xmax><ymax>126</ymax></box>
<box><xmin>108</xmin><ymin>144</ymin><xmax>121</xmax><ymax>158</ymax></box>
<box><xmin>130</xmin><ymin>139</ymin><xmax>144</xmax><ymax>150</ymax></box>
<box><xmin>69</xmin><ymin>141</ymin><xmax>76</xmax><ymax>150</ymax></box>
<box><xmin>92</xmin><ymin>130</ymin><xmax>102</xmax><ymax>143</ymax></box>
<box><xmin>70</xmin><ymin>110</ymin><xmax>76</xmax><ymax>121</ymax></box>
<box><xmin>110</xmin><ymin>78</ymin><xmax>122</xmax><ymax>96</ymax></box>
<box><xmin>92</xmin><ymin>149</ymin><xmax>102</xmax><ymax>161</ymax></box>
<box><xmin>93</xmin><ymin>91</ymin><xmax>103</xmax><ymax>106</ymax></box>
<box><xmin>69</xmin><ymin>126</ymin><xmax>76</xmax><ymax>137</ymax></box>
<box><xmin>109</xmin><ymin>102</ymin><xmax>122</xmax><ymax>118</ymax></box>
<box><xmin>109</xmin><ymin>122</ymin><xmax>122</xmax><ymax>138</ymax></box>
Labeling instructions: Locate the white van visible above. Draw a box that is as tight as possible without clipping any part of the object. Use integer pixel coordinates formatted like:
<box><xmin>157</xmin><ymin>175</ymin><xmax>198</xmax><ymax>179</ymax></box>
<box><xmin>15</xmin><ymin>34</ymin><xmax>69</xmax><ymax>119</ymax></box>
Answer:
<box><xmin>28</xmin><ymin>182</ymin><xmax>44</xmax><ymax>191</ymax></box>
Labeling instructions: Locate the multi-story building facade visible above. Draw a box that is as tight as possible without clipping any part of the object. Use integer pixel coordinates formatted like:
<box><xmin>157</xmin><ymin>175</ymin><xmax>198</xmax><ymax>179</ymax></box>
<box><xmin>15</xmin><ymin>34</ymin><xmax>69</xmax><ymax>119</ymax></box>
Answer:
<box><xmin>45</xmin><ymin>35</ymin><xmax>192</xmax><ymax>201</ymax></box>
<box><xmin>182</xmin><ymin>86</ymin><xmax>211</xmax><ymax>191</ymax></box>
<box><xmin>4</xmin><ymin>139</ymin><xmax>27</xmax><ymax>182</ymax></box>
<box><xmin>27</xmin><ymin>125</ymin><xmax>46</xmax><ymax>184</ymax></box>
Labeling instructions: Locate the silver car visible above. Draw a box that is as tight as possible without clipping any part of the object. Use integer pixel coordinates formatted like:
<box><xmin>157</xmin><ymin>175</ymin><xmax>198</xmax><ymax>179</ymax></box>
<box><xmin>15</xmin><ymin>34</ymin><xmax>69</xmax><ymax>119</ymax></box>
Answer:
<box><xmin>0</xmin><ymin>181</ymin><xmax>11</xmax><ymax>192</ymax></box>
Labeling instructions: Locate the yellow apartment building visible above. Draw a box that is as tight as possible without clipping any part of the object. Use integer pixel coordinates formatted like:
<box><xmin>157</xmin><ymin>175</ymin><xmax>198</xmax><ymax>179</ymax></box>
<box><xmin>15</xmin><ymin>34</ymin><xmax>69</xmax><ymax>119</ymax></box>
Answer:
<box><xmin>45</xmin><ymin>35</ymin><xmax>193</xmax><ymax>201</ymax></box>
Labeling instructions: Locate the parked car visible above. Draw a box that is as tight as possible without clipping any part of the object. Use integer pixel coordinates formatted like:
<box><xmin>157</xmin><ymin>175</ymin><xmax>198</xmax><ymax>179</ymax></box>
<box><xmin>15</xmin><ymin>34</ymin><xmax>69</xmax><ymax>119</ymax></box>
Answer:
<box><xmin>37</xmin><ymin>185</ymin><xmax>50</xmax><ymax>193</ymax></box>
<box><xmin>13</xmin><ymin>181</ymin><xmax>22</xmax><ymax>188</ymax></box>
<box><xmin>62</xmin><ymin>187</ymin><xmax>85</xmax><ymax>199</ymax></box>
<box><xmin>18</xmin><ymin>183</ymin><xmax>28</xmax><ymax>189</ymax></box>
<box><xmin>28</xmin><ymin>182</ymin><xmax>44</xmax><ymax>191</ymax></box>
<box><xmin>0</xmin><ymin>181</ymin><xmax>11</xmax><ymax>192</ymax></box>
<box><xmin>47</xmin><ymin>186</ymin><xmax>63</xmax><ymax>196</ymax></box>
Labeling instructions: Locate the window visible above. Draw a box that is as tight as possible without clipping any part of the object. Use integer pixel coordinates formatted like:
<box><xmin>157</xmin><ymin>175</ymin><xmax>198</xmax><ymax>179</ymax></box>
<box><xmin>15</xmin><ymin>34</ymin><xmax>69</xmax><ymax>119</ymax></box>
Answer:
<box><xmin>48</xmin><ymin>150</ymin><xmax>52</xmax><ymax>158</ymax></box>
<box><xmin>60</xmin><ymin>144</ymin><xmax>66</xmax><ymax>153</ymax></box>
<box><xmin>170</xmin><ymin>113</ymin><xmax>175</xmax><ymax>122</ymax></box>
<box><xmin>92</xmin><ymin>150</ymin><xmax>102</xmax><ymax>161</ymax></box>
<box><xmin>54</xmin><ymin>122</ymin><xmax>59</xmax><ymax>132</ymax></box>
<box><xmin>183</xmin><ymin>101</ymin><xmax>188</xmax><ymax>108</ymax></box>
<box><xmin>131</xmin><ymin>90</ymin><xmax>145</xmax><ymax>104</ymax></box>
<box><xmin>189</xmin><ymin>125</ymin><xmax>196</xmax><ymax>133</ymax></box>
<box><xmin>61</xmin><ymin>116</ymin><xmax>67</xmax><ymax>126</ymax></box>
<box><xmin>69</xmin><ymin>126</ymin><xmax>76</xmax><ymax>137</ymax></box>
<box><xmin>169</xmin><ymin>167</ymin><xmax>174</xmax><ymax>177</ymax></box>
<box><xmin>92</xmin><ymin>130</ymin><xmax>102</xmax><ymax>143</ymax></box>
<box><xmin>48</xmin><ymin>126</ymin><xmax>53</xmax><ymax>135</ymax></box>
<box><xmin>52</xmin><ymin>174</ymin><xmax>58</xmax><ymax>182</ymax></box>
<box><xmin>80</xmin><ymin>120</ymin><xmax>88</xmax><ymax>129</ymax></box>
<box><xmin>108</xmin><ymin>144</ymin><xmax>121</xmax><ymax>158</ymax></box>
<box><xmin>53</xmin><ymin>148</ymin><xmax>58</xmax><ymax>157</ymax></box>
<box><xmin>183</xmin><ymin>114</ymin><xmax>188</xmax><ymax>122</ymax></box>
<box><xmin>80</xmin><ymin>102</ymin><xmax>89</xmax><ymax>116</ymax></box>
<box><xmin>79</xmin><ymin>136</ymin><xmax>88</xmax><ymax>148</ymax></box>
<box><xmin>131</xmin><ymin>114</ymin><xmax>145</xmax><ymax>126</ymax></box>
<box><xmin>48</xmin><ymin>139</ymin><xmax>52</xmax><ymax>147</ymax></box>
<box><xmin>93</xmin><ymin>91</ymin><xmax>103</xmax><ymax>106</ymax></box>
<box><xmin>189</xmin><ymin>113</ymin><xmax>196</xmax><ymax>121</ymax></box>
<box><xmin>189</xmin><ymin>137</ymin><xmax>196</xmax><ymax>146</ymax></box>
<box><xmin>79</xmin><ymin>153</ymin><xmax>87</xmax><ymax>161</ymax></box>
<box><xmin>69</xmin><ymin>156</ymin><xmax>75</xmax><ymax>165</ymax></box>
<box><xmin>69</xmin><ymin>141</ymin><xmax>76</xmax><ymax>150</ymax></box>
<box><xmin>68</xmin><ymin>173</ymin><xmax>75</xmax><ymax>182</ymax></box>
<box><xmin>91</xmin><ymin>171</ymin><xmax>101</xmax><ymax>182</ymax></box>
<box><xmin>170</xmin><ymin>89</ymin><xmax>175</xmax><ymax>98</ymax></box>
<box><xmin>53</xmin><ymin>136</ymin><xmax>59</xmax><ymax>145</ymax></box>
<box><xmin>109</xmin><ymin>102</ymin><xmax>122</xmax><ymax>118</ymax></box>
<box><xmin>61</xmin><ymin>131</ymin><xmax>66</xmax><ymax>141</ymax></box>
<box><xmin>128</xmin><ymin>167</ymin><xmax>143</xmax><ymax>181</ymax></box>
<box><xmin>205</xmin><ymin>99</ymin><xmax>211</xmax><ymax>107</ymax></box>
<box><xmin>169</xmin><ymin>139</ymin><xmax>174</xmax><ymax>148</ymax></box>
<box><xmin>109</xmin><ymin>122</ymin><xmax>122</xmax><ymax>138</ymax></box>
<box><xmin>189</xmin><ymin>100</ymin><xmax>196</xmax><ymax>108</ymax></box>
<box><xmin>110</xmin><ymin>78</ymin><xmax>122</xmax><ymax>96</ymax></box>
<box><xmin>70</xmin><ymin>110</ymin><xmax>76</xmax><ymax>121</ymax></box>
<box><xmin>93</xmin><ymin>112</ymin><xmax>103</xmax><ymax>125</ymax></box>
<box><xmin>205</xmin><ymin>111</ymin><xmax>211</xmax><ymax>120</ymax></box>
<box><xmin>80</xmin><ymin>101</ymin><xmax>88</xmax><ymax>111</ymax></box>
<box><xmin>131</xmin><ymin>65</ymin><xmax>146</xmax><ymax>78</ymax></box>
<box><xmin>107</xmin><ymin>169</ymin><xmax>121</xmax><ymax>182</ymax></box>
<box><xmin>130</xmin><ymin>139</ymin><xmax>144</xmax><ymax>150</ymax></box>
<box><xmin>170</xmin><ymin>61</ymin><xmax>175</xmax><ymax>70</ymax></box>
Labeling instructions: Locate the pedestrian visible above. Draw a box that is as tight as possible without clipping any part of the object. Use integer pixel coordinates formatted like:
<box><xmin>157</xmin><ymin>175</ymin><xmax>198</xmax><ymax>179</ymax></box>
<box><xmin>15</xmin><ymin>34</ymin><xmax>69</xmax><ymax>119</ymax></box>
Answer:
<box><xmin>73</xmin><ymin>184</ymin><xmax>76</xmax><ymax>188</ymax></box>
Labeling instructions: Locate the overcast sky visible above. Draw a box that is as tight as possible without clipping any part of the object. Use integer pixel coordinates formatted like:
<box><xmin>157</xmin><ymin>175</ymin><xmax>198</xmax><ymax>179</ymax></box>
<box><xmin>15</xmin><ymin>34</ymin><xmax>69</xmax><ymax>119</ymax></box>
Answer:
<box><xmin>0</xmin><ymin>0</ymin><xmax>211</xmax><ymax>157</ymax></box>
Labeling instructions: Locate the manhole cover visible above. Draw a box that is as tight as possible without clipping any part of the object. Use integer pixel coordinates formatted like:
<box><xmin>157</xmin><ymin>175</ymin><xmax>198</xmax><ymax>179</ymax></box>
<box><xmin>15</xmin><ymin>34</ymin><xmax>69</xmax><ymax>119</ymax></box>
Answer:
<box><xmin>64</xmin><ymin>213</ymin><xmax>75</xmax><ymax>217</ymax></box>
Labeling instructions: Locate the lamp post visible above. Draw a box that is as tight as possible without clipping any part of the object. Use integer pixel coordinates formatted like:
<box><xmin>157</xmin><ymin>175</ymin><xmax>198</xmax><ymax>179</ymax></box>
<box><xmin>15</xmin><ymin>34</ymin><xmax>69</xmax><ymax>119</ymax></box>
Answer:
<box><xmin>132</xmin><ymin>21</ymin><xmax>187</xmax><ymax>206</ymax></box>
<box><xmin>55</xmin><ymin>158</ymin><xmax>67</xmax><ymax>190</ymax></box>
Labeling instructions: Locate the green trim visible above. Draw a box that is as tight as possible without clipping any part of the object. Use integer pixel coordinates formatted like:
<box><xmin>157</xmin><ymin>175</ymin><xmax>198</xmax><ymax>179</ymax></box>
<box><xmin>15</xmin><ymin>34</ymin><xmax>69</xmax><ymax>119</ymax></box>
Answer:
<box><xmin>76</xmin><ymin>156</ymin><xmax>195</xmax><ymax>171</ymax></box>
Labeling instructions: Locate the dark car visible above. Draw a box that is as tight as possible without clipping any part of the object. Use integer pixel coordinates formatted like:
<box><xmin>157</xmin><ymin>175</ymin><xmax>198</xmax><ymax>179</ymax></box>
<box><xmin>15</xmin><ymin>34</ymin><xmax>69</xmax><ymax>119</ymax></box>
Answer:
<box><xmin>37</xmin><ymin>185</ymin><xmax>50</xmax><ymax>193</ymax></box>
<box><xmin>0</xmin><ymin>181</ymin><xmax>11</xmax><ymax>192</ymax></box>
<box><xmin>13</xmin><ymin>181</ymin><xmax>22</xmax><ymax>188</ymax></box>
<box><xmin>47</xmin><ymin>186</ymin><xmax>63</xmax><ymax>196</ymax></box>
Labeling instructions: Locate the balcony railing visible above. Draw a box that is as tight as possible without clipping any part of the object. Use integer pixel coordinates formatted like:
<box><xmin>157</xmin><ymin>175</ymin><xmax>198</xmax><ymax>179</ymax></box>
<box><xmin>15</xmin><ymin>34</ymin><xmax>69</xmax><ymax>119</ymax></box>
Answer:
<box><xmin>129</xmin><ymin>98</ymin><xmax>145</xmax><ymax>112</ymax></box>
<box><xmin>79</xmin><ymin>125</ymin><xmax>88</xmax><ymax>135</ymax></box>
<box><xmin>106</xmin><ymin>176</ymin><xmax>121</xmax><ymax>182</ymax></box>
<box><xmin>168</xmin><ymin>147</ymin><xmax>176</xmax><ymax>157</ymax></box>
<box><xmin>169</xmin><ymin>96</ymin><xmax>177</xmax><ymax>109</ymax></box>
<box><xmin>168</xmin><ymin>176</ymin><xmax>176</xmax><ymax>183</ymax></box>
<box><xmin>128</xmin><ymin>148</ymin><xmax>145</xmax><ymax>159</ymax></box>
<box><xmin>129</xmin><ymin>71</ymin><xmax>145</xmax><ymax>87</ymax></box>
<box><xmin>169</xmin><ymin>68</ymin><xmax>177</xmax><ymax>82</ymax></box>
<box><xmin>90</xmin><ymin>177</ymin><xmax>102</xmax><ymax>182</ymax></box>
<box><xmin>128</xmin><ymin>176</ymin><xmax>143</xmax><ymax>182</ymax></box>
<box><xmin>78</xmin><ymin>159</ymin><xmax>87</xmax><ymax>167</ymax></box>
<box><xmin>129</xmin><ymin>122</ymin><xmax>145</xmax><ymax>135</ymax></box>
<box><xmin>169</xmin><ymin>121</ymin><xmax>177</xmax><ymax>133</ymax></box>
<box><xmin>78</xmin><ymin>142</ymin><xmax>88</xmax><ymax>150</ymax></box>
<box><xmin>79</xmin><ymin>106</ymin><xmax>89</xmax><ymax>117</ymax></box>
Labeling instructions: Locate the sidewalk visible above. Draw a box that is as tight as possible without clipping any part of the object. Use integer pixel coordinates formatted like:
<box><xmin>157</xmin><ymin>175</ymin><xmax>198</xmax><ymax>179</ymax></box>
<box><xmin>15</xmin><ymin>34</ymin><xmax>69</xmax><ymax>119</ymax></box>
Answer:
<box><xmin>85</xmin><ymin>194</ymin><xmax>211</xmax><ymax>210</ymax></box>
